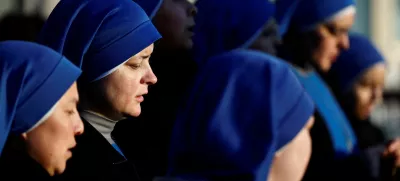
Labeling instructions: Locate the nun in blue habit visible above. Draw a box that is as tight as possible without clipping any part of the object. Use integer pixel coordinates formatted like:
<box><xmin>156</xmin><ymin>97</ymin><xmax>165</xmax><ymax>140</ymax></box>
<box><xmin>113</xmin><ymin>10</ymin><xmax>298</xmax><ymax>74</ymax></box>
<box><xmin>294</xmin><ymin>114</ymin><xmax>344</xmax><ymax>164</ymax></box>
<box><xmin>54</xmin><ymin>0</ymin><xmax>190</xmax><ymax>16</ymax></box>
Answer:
<box><xmin>110</xmin><ymin>0</ymin><xmax>198</xmax><ymax>180</ymax></box>
<box><xmin>36</xmin><ymin>0</ymin><xmax>161</xmax><ymax>180</ymax></box>
<box><xmin>0</xmin><ymin>40</ymin><xmax>83</xmax><ymax>177</ymax></box>
<box><xmin>152</xmin><ymin>50</ymin><xmax>315</xmax><ymax>181</ymax></box>
<box><xmin>326</xmin><ymin>34</ymin><xmax>400</xmax><ymax>179</ymax></box>
<box><xmin>192</xmin><ymin>0</ymin><xmax>280</xmax><ymax>66</ymax></box>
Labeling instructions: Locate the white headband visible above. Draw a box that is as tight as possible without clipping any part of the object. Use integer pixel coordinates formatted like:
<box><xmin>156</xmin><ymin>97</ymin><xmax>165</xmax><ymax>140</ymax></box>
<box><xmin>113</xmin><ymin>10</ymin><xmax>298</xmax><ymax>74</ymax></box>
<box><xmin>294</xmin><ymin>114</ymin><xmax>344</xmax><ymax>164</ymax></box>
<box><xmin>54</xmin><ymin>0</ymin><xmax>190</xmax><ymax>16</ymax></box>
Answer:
<box><xmin>25</xmin><ymin>101</ymin><xmax>58</xmax><ymax>133</ymax></box>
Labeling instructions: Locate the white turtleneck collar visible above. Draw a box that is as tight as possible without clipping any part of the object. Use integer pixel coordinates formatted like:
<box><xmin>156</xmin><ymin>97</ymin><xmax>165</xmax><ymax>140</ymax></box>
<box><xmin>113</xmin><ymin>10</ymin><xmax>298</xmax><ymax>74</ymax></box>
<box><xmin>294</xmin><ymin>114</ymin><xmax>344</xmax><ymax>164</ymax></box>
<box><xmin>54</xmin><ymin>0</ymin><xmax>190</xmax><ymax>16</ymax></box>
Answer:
<box><xmin>80</xmin><ymin>110</ymin><xmax>118</xmax><ymax>144</ymax></box>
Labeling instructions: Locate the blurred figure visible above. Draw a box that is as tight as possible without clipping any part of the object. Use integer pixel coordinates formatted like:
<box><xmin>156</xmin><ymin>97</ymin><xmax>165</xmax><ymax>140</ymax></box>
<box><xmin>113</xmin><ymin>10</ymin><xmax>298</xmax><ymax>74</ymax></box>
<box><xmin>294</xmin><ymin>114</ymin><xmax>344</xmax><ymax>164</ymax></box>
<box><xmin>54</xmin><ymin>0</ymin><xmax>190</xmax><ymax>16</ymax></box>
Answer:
<box><xmin>37</xmin><ymin>0</ymin><xmax>160</xmax><ymax>180</ymax></box>
<box><xmin>0</xmin><ymin>41</ymin><xmax>83</xmax><ymax>177</ymax></box>
<box><xmin>157</xmin><ymin>50</ymin><xmax>314</xmax><ymax>181</ymax></box>
<box><xmin>192</xmin><ymin>0</ymin><xmax>280</xmax><ymax>65</ymax></box>
<box><xmin>276</xmin><ymin>0</ymin><xmax>370</xmax><ymax>180</ymax></box>
<box><xmin>112</xmin><ymin>0</ymin><xmax>199</xmax><ymax>179</ymax></box>
<box><xmin>282</xmin><ymin>0</ymin><xmax>355</xmax><ymax>73</ymax></box>
<box><xmin>0</xmin><ymin>13</ymin><xmax>45</xmax><ymax>41</ymax></box>
<box><xmin>327</xmin><ymin>34</ymin><xmax>400</xmax><ymax>179</ymax></box>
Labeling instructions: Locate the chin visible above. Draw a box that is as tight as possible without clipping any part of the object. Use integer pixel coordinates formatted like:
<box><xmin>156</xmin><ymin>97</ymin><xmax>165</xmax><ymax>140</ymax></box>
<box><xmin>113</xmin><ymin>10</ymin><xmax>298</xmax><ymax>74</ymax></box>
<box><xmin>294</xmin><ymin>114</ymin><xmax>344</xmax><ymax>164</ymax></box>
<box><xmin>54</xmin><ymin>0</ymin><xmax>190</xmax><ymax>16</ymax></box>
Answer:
<box><xmin>54</xmin><ymin>167</ymin><xmax>66</xmax><ymax>175</ymax></box>
<box><xmin>183</xmin><ymin>39</ymin><xmax>193</xmax><ymax>50</ymax></box>
<box><xmin>126</xmin><ymin>105</ymin><xmax>141</xmax><ymax>117</ymax></box>
<box><xmin>48</xmin><ymin>162</ymin><xmax>67</xmax><ymax>176</ymax></box>
<box><xmin>320</xmin><ymin>64</ymin><xmax>332</xmax><ymax>72</ymax></box>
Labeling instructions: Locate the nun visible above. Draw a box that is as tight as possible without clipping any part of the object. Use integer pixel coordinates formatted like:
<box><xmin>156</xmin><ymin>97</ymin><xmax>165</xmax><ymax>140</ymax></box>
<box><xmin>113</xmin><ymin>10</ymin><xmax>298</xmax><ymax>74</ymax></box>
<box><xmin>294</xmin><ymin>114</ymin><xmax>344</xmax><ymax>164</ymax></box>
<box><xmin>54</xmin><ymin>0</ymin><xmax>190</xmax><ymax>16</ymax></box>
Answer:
<box><xmin>192</xmin><ymin>0</ymin><xmax>280</xmax><ymax>65</ymax></box>
<box><xmin>154</xmin><ymin>50</ymin><xmax>315</xmax><ymax>181</ymax></box>
<box><xmin>112</xmin><ymin>0</ymin><xmax>198</xmax><ymax>179</ymax></box>
<box><xmin>327</xmin><ymin>34</ymin><xmax>400</xmax><ymax>179</ymax></box>
<box><xmin>276</xmin><ymin>0</ymin><xmax>375</xmax><ymax>180</ymax></box>
<box><xmin>0</xmin><ymin>41</ymin><xmax>83</xmax><ymax>177</ymax></box>
<box><xmin>37</xmin><ymin>0</ymin><xmax>161</xmax><ymax>180</ymax></box>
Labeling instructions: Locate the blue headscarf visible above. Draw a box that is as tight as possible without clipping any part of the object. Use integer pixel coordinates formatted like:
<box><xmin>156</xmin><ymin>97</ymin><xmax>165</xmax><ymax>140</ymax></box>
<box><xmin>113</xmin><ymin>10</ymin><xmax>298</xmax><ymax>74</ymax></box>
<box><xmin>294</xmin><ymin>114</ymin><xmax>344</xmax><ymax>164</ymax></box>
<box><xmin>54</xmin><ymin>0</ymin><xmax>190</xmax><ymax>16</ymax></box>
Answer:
<box><xmin>275</xmin><ymin>0</ymin><xmax>300</xmax><ymax>36</ymax></box>
<box><xmin>193</xmin><ymin>0</ymin><xmax>275</xmax><ymax>65</ymax></box>
<box><xmin>0</xmin><ymin>40</ymin><xmax>81</xmax><ymax>155</ymax></box>
<box><xmin>167</xmin><ymin>50</ymin><xmax>314</xmax><ymax>181</ymax></box>
<box><xmin>290</xmin><ymin>0</ymin><xmax>355</xmax><ymax>31</ymax></box>
<box><xmin>37</xmin><ymin>0</ymin><xmax>161</xmax><ymax>82</ymax></box>
<box><xmin>328</xmin><ymin>34</ymin><xmax>385</xmax><ymax>94</ymax></box>
<box><xmin>133</xmin><ymin>0</ymin><xmax>163</xmax><ymax>19</ymax></box>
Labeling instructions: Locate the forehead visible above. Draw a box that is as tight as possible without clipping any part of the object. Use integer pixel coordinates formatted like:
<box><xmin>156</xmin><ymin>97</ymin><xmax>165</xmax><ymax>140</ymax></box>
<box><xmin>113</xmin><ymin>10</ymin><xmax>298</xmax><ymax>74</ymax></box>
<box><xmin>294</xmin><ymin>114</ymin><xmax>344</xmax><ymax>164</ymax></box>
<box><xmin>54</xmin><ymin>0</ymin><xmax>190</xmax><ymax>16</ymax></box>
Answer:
<box><xmin>360</xmin><ymin>63</ymin><xmax>386</xmax><ymax>82</ymax></box>
<box><xmin>329</xmin><ymin>13</ymin><xmax>355</xmax><ymax>29</ymax></box>
<box><xmin>126</xmin><ymin>44</ymin><xmax>154</xmax><ymax>63</ymax></box>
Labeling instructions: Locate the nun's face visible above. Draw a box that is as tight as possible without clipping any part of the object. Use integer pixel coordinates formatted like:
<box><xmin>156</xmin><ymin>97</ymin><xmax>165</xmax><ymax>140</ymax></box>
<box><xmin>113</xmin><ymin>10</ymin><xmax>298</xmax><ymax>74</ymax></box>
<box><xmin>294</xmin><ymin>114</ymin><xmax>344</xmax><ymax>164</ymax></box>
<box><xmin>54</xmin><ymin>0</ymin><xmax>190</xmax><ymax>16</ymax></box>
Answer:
<box><xmin>22</xmin><ymin>82</ymin><xmax>83</xmax><ymax>176</ymax></box>
<box><xmin>268</xmin><ymin>116</ymin><xmax>314</xmax><ymax>181</ymax></box>
<box><xmin>153</xmin><ymin>0</ymin><xmax>197</xmax><ymax>50</ymax></box>
<box><xmin>353</xmin><ymin>63</ymin><xmax>385</xmax><ymax>120</ymax></box>
<box><xmin>312</xmin><ymin>13</ymin><xmax>355</xmax><ymax>72</ymax></box>
<box><xmin>249</xmin><ymin>18</ymin><xmax>281</xmax><ymax>55</ymax></box>
<box><xmin>99</xmin><ymin>44</ymin><xmax>157</xmax><ymax>118</ymax></box>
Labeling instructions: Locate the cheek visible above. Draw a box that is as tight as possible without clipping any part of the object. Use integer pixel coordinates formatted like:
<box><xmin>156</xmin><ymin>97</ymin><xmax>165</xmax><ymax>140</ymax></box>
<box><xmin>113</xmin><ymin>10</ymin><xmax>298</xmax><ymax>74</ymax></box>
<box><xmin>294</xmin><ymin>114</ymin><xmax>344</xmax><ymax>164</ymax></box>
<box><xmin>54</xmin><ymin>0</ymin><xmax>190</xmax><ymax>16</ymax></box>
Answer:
<box><xmin>314</xmin><ymin>38</ymin><xmax>336</xmax><ymax>62</ymax></box>
<box><xmin>103</xmin><ymin>71</ymin><xmax>141</xmax><ymax>110</ymax></box>
<box><xmin>25</xmin><ymin>115</ymin><xmax>72</xmax><ymax>170</ymax></box>
<box><xmin>156</xmin><ymin>6</ymin><xmax>186</xmax><ymax>38</ymax></box>
<box><xmin>355</xmin><ymin>89</ymin><xmax>372</xmax><ymax>107</ymax></box>
<box><xmin>269</xmin><ymin>130</ymin><xmax>311</xmax><ymax>181</ymax></box>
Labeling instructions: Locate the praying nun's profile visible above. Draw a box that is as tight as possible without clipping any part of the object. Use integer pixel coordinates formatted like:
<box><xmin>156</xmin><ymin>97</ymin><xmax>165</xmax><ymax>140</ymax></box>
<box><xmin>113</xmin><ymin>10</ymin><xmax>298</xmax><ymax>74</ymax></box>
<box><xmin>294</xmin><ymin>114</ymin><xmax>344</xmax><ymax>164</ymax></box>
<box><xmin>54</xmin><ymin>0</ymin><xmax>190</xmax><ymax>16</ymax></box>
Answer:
<box><xmin>0</xmin><ymin>40</ymin><xmax>83</xmax><ymax>176</ymax></box>
<box><xmin>36</xmin><ymin>0</ymin><xmax>161</xmax><ymax>179</ymax></box>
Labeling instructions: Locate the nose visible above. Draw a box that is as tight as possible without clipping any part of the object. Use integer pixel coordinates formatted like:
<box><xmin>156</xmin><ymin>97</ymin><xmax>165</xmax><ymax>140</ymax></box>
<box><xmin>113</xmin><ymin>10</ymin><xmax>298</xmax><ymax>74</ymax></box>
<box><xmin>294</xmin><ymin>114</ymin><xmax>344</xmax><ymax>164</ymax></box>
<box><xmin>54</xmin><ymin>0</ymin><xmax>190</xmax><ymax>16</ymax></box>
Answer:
<box><xmin>372</xmin><ymin>87</ymin><xmax>383</xmax><ymax>103</ymax></box>
<box><xmin>140</xmin><ymin>66</ymin><xmax>157</xmax><ymax>85</ymax></box>
<box><xmin>73</xmin><ymin>116</ymin><xmax>84</xmax><ymax>135</ymax></box>
<box><xmin>338</xmin><ymin>34</ymin><xmax>350</xmax><ymax>50</ymax></box>
<box><xmin>187</xmin><ymin>1</ymin><xmax>198</xmax><ymax>17</ymax></box>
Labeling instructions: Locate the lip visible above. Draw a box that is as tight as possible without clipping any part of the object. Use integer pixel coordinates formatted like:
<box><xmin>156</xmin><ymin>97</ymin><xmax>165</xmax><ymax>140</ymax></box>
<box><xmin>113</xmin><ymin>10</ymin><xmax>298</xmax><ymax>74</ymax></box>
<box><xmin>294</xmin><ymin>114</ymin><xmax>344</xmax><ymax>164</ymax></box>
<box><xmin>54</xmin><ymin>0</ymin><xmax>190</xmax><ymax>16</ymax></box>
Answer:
<box><xmin>136</xmin><ymin>95</ymin><xmax>145</xmax><ymax>103</ymax></box>
<box><xmin>187</xmin><ymin>25</ymin><xmax>195</xmax><ymax>36</ymax></box>
<box><xmin>66</xmin><ymin>150</ymin><xmax>72</xmax><ymax>159</ymax></box>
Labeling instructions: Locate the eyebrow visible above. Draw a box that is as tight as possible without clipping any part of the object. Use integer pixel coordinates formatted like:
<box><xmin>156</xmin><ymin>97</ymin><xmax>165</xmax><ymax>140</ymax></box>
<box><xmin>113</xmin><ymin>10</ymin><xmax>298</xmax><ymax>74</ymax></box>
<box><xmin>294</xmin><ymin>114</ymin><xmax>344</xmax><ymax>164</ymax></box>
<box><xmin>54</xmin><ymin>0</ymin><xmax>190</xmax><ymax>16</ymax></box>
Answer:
<box><xmin>141</xmin><ymin>55</ymin><xmax>151</xmax><ymax>59</ymax></box>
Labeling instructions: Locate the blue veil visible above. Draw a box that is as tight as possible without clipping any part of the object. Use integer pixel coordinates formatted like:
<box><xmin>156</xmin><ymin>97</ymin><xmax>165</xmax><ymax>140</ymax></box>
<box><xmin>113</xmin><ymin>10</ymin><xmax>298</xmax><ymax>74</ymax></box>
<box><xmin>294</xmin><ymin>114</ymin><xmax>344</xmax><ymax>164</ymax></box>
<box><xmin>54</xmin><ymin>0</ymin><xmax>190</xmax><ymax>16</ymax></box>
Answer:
<box><xmin>0</xmin><ymin>40</ymin><xmax>81</xmax><ymax>155</ymax></box>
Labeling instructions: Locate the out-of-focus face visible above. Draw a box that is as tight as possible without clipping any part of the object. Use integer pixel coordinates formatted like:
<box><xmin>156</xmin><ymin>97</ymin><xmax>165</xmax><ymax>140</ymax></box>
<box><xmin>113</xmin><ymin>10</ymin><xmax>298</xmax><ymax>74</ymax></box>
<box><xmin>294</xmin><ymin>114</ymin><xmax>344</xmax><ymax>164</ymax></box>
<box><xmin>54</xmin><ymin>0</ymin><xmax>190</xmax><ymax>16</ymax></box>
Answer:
<box><xmin>250</xmin><ymin>18</ymin><xmax>281</xmax><ymax>56</ymax></box>
<box><xmin>153</xmin><ymin>0</ymin><xmax>197</xmax><ymax>50</ymax></box>
<box><xmin>22</xmin><ymin>82</ymin><xmax>84</xmax><ymax>176</ymax></box>
<box><xmin>268</xmin><ymin>116</ymin><xmax>314</xmax><ymax>181</ymax></box>
<box><xmin>312</xmin><ymin>13</ymin><xmax>355</xmax><ymax>72</ymax></box>
<box><xmin>353</xmin><ymin>63</ymin><xmax>385</xmax><ymax>120</ymax></box>
<box><xmin>98</xmin><ymin>44</ymin><xmax>157</xmax><ymax>118</ymax></box>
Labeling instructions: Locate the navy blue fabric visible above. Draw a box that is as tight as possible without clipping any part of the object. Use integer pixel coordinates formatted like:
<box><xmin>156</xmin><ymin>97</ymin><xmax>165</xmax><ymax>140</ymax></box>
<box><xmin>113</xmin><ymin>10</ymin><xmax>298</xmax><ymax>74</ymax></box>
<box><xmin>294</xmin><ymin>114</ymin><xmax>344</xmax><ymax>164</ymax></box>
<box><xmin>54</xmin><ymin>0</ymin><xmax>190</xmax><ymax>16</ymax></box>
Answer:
<box><xmin>167</xmin><ymin>50</ymin><xmax>314</xmax><ymax>181</ymax></box>
<box><xmin>133</xmin><ymin>0</ymin><xmax>163</xmax><ymax>18</ymax></box>
<box><xmin>0</xmin><ymin>40</ymin><xmax>81</xmax><ymax>155</ymax></box>
<box><xmin>193</xmin><ymin>0</ymin><xmax>275</xmax><ymax>66</ymax></box>
<box><xmin>328</xmin><ymin>34</ymin><xmax>385</xmax><ymax>94</ymax></box>
<box><xmin>292</xmin><ymin>69</ymin><xmax>358</xmax><ymax>158</ymax></box>
<box><xmin>275</xmin><ymin>0</ymin><xmax>300</xmax><ymax>35</ymax></box>
<box><xmin>38</xmin><ymin>0</ymin><xmax>161</xmax><ymax>82</ymax></box>
<box><xmin>291</xmin><ymin>0</ymin><xmax>355</xmax><ymax>31</ymax></box>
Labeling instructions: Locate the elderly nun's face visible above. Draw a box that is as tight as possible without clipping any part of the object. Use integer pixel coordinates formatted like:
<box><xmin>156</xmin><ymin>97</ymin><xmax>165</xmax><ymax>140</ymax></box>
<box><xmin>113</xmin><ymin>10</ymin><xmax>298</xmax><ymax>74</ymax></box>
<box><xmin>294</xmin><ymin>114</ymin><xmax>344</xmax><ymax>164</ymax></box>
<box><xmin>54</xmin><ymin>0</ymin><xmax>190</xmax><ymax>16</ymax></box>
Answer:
<box><xmin>98</xmin><ymin>44</ymin><xmax>157</xmax><ymax>118</ymax></box>
<box><xmin>352</xmin><ymin>63</ymin><xmax>385</xmax><ymax>120</ymax></box>
<box><xmin>153</xmin><ymin>0</ymin><xmax>197</xmax><ymax>50</ymax></box>
<box><xmin>249</xmin><ymin>18</ymin><xmax>281</xmax><ymax>55</ymax></box>
<box><xmin>22</xmin><ymin>82</ymin><xmax>84</xmax><ymax>176</ymax></box>
<box><xmin>268</xmin><ymin>116</ymin><xmax>314</xmax><ymax>181</ymax></box>
<box><xmin>312</xmin><ymin>13</ymin><xmax>355</xmax><ymax>72</ymax></box>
